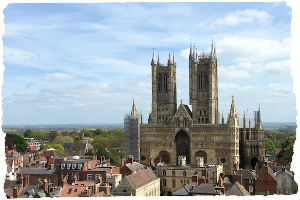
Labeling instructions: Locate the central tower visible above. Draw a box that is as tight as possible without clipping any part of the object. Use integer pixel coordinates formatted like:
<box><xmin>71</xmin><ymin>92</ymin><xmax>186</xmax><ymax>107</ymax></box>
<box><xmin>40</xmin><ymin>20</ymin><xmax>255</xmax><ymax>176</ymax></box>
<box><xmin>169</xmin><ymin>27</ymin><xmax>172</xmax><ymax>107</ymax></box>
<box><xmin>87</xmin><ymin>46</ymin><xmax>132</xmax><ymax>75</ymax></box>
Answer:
<box><xmin>189</xmin><ymin>42</ymin><xmax>218</xmax><ymax>124</ymax></box>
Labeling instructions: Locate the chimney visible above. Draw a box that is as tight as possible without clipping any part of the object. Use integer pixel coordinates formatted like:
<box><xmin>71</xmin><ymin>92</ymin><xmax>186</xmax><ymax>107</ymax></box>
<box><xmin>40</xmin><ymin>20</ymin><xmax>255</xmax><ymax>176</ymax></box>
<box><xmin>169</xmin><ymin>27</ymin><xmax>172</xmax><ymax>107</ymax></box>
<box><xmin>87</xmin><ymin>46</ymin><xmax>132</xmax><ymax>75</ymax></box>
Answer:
<box><xmin>13</xmin><ymin>186</ymin><xmax>18</xmax><ymax>198</ymax></box>
<box><xmin>191</xmin><ymin>184</ymin><xmax>196</xmax><ymax>191</ymax></box>
<box><xmin>121</xmin><ymin>157</ymin><xmax>126</xmax><ymax>167</ymax></box>
<box><xmin>128</xmin><ymin>155</ymin><xmax>134</xmax><ymax>164</ymax></box>
<box><xmin>196</xmin><ymin>157</ymin><xmax>204</xmax><ymax>167</ymax></box>
<box><xmin>20</xmin><ymin>174</ymin><xmax>24</xmax><ymax>188</ymax></box>
<box><xmin>255</xmin><ymin>163</ymin><xmax>259</xmax><ymax>177</ymax></box>
<box><xmin>50</xmin><ymin>164</ymin><xmax>54</xmax><ymax>170</ymax></box>
<box><xmin>25</xmin><ymin>175</ymin><xmax>30</xmax><ymax>186</ymax></box>
<box><xmin>99</xmin><ymin>183</ymin><xmax>110</xmax><ymax>197</ymax></box>
<box><xmin>43</xmin><ymin>179</ymin><xmax>48</xmax><ymax>193</ymax></box>
<box><xmin>192</xmin><ymin>175</ymin><xmax>198</xmax><ymax>183</ymax></box>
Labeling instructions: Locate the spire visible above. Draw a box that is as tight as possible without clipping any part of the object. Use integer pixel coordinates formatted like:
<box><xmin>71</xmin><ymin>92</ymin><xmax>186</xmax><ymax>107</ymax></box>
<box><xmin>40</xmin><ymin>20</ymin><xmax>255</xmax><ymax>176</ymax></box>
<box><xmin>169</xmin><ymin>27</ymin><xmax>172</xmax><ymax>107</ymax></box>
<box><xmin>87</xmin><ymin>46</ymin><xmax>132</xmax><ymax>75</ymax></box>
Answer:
<box><xmin>213</xmin><ymin>43</ymin><xmax>216</xmax><ymax>58</ymax></box>
<box><xmin>131</xmin><ymin>99</ymin><xmax>137</xmax><ymax>116</ymax></box>
<box><xmin>230</xmin><ymin>96</ymin><xmax>236</xmax><ymax>115</ymax></box>
<box><xmin>257</xmin><ymin>105</ymin><xmax>261</xmax><ymax>123</ymax></box>
<box><xmin>210</xmin><ymin>39</ymin><xmax>214</xmax><ymax>58</ymax></box>
<box><xmin>196</xmin><ymin>48</ymin><xmax>198</xmax><ymax>60</ymax></box>
<box><xmin>173</xmin><ymin>51</ymin><xmax>175</xmax><ymax>64</ymax></box>
<box><xmin>243</xmin><ymin>111</ymin><xmax>246</xmax><ymax>128</ymax></box>
<box><xmin>222</xmin><ymin>111</ymin><xmax>224</xmax><ymax>124</ymax></box>
<box><xmin>157</xmin><ymin>53</ymin><xmax>160</xmax><ymax>65</ymax></box>
<box><xmin>189</xmin><ymin>41</ymin><xmax>192</xmax><ymax>58</ymax></box>
<box><xmin>168</xmin><ymin>49</ymin><xmax>172</xmax><ymax>64</ymax></box>
<box><xmin>151</xmin><ymin>48</ymin><xmax>156</xmax><ymax>65</ymax></box>
<box><xmin>248</xmin><ymin>117</ymin><xmax>251</xmax><ymax>129</ymax></box>
<box><xmin>256</xmin><ymin>105</ymin><xmax>263</xmax><ymax>129</ymax></box>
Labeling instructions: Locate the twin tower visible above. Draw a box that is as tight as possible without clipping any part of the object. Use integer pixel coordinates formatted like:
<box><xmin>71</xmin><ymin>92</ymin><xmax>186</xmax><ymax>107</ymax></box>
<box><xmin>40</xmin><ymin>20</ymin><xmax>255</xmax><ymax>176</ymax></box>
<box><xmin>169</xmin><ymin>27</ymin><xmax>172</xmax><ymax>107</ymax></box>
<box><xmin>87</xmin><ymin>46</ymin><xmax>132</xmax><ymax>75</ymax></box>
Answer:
<box><xmin>148</xmin><ymin>42</ymin><xmax>218</xmax><ymax>125</ymax></box>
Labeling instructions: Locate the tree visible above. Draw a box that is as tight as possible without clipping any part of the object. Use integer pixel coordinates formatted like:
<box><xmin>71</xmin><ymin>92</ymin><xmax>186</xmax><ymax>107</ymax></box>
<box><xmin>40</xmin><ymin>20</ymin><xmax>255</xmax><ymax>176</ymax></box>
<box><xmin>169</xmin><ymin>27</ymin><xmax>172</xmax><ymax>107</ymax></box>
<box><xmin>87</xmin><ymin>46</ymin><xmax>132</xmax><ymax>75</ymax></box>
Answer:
<box><xmin>23</xmin><ymin>129</ymin><xmax>33</xmax><ymax>138</ymax></box>
<box><xmin>12</xmin><ymin>134</ymin><xmax>28</xmax><ymax>152</ymax></box>
<box><xmin>42</xmin><ymin>143</ymin><xmax>64</xmax><ymax>155</ymax></box>
<box><xmin>53</xmin><ymin>135</ymin><xmax>74</xmax><ymax>145</ymax></box>
<box><xmin>265</xmin><ymin>137</ymin><xmax>276</xmax><ymax>154</ymax></box>
<box><xmin>277</xmin><ymin>135</ymin><xmax>296</xmax><ymax>163</ymax></box>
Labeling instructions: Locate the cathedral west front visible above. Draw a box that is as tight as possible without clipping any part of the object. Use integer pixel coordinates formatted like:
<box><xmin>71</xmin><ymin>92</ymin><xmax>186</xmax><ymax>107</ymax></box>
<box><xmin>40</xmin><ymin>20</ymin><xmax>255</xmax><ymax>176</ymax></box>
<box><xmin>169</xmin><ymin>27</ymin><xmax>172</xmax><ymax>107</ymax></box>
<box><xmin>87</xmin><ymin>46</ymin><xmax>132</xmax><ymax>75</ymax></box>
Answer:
<box><xmin>126</xmin><ymin>42</ymin><xmax>265</xmax><ymax>176</ymax></box>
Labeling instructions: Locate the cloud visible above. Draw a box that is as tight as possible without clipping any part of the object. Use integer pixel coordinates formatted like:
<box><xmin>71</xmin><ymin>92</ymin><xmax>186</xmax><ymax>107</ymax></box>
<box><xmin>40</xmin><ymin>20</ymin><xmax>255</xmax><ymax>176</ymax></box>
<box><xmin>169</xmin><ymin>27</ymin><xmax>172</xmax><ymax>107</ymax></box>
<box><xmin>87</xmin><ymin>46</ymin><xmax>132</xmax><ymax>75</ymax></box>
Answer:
<box><xmin>217</xmin><ymin>36</ymin><xmax>290</xmax><ymax>63</ymax></box>
<box><xmin>44</xmin><ymin>73</ymin><xmax>75</xmax><ymax>81</ymax></box>
<box><xmin>215</xmin><ymin>9</ymin><xmax>272</xmax><ymax>26</ymax></box>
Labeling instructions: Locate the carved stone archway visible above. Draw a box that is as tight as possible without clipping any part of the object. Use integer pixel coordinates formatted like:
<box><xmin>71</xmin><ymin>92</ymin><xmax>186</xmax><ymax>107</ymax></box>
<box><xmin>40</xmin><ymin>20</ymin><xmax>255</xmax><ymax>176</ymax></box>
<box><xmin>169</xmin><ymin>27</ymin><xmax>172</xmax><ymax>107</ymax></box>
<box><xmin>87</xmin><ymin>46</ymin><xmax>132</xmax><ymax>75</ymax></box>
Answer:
<box><xmin>195</xmin><ymin>150</ymin><xmax>207</xmax><ymax>164</ymax></box>
<box><xmin>175</xmin><ymin>129</ymin><xmax>190</xmax><ymax>164</ymax></box>
<box><xmin>154</xmin><ymin>150</ymin><xmax>171</xmax><ymax>164</ymax></box>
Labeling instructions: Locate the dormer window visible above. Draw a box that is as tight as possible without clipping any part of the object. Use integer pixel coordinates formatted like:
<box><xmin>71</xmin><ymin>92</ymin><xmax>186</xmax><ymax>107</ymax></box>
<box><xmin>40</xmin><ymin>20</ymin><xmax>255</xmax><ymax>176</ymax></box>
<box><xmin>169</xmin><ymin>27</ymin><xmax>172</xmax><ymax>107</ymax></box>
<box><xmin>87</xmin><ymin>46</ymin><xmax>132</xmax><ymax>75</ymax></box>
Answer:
<box><xmin>72</xmin><ymin>164</ymin><xmax>76</xmax><ymax>169</ymax></box>
<box><xmin>88</xmin><ymin>163</ymin><xmax>92</xmax><ymax>169</ymax></box>
<box><xmin>67</xmin><ymin>164</ymin><xmax>71</xmax><ymax>169</ymax></box>
<box><xmin>78</xmin><ymin>164</ymin><xmax>82</xmax><ymax>169</ymax></box>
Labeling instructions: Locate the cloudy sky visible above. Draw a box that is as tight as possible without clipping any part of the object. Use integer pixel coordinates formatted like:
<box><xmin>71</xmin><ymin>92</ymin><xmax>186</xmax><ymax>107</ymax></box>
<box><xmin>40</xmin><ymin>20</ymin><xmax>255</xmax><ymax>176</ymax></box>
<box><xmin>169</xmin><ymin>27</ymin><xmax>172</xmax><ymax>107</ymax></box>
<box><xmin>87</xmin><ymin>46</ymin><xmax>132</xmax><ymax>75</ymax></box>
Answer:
<box><xmin>2</xmin><ymin>2</ymin><xmax>295</xmax><ymax>125</ymax></box>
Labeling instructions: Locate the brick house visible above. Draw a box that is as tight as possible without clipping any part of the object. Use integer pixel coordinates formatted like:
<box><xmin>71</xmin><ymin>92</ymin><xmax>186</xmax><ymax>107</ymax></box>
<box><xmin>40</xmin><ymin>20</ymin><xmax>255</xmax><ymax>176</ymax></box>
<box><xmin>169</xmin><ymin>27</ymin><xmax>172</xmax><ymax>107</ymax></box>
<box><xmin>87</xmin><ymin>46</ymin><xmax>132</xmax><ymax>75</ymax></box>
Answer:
<box><xmin>120</xmin><ymin>156</ymin><xmax>145</xmax><ymax>177</ymax></box>
<box><xmin>232</xmin><ymin>169</ymin><xmax>256</xmax><ymax>194</ymax></box>
<box><xmin>17</xmin><ymin>167</ymin><xmax>59</xmax><ymax>186</ymax></box>
<box><xmin>255</xmin><ymin>165</ymin><xmax>277</xmax><ymax>195</ymax></box>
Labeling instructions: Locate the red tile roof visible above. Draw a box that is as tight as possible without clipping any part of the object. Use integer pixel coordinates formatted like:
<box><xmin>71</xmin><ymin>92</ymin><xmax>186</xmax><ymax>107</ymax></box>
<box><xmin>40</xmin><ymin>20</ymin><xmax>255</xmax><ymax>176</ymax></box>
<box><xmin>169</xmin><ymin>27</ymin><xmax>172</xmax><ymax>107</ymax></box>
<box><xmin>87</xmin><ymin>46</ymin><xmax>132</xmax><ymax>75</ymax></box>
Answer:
<box><xmin>59</xmin><ymin>181</ymin><xmax>95</xmax><ymax>197</ymax></box>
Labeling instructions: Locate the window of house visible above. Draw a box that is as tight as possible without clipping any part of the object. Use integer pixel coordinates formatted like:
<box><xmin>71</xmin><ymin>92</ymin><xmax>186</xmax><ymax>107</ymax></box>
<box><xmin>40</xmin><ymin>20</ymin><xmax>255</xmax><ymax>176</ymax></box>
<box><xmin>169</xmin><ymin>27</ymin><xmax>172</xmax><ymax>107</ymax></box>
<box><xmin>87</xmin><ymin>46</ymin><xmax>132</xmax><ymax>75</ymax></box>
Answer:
<box><xmin>163</xmin><ymin>170</ymin><xmax>166</xmax><ymax>176</ymax></box>
<box><xmin>61</xmin><ymin>163</ymin><xmax>65</xmax><ymax>169</ymax></box>
<box><xmin>95</xmin><ymin>174</ymin><xmax>100</xmax><ymax>182</ymax></box>
<box><xmin>74</xmin><ymin>189</ymin><xmax>77</xmax><ymax>192</ymax></box>
<box><xmin>72</xmin><ymin>164</ymin><xmax>76</xmax><ymax>169</ymax></box>
<box><xmin>88</xmin><ymin>163</ymin><xmax>92</xmax><ymax>169</ymax></box>
<box><xmin>162</xmin><ymin>179</ymin><xmax>166</xmax><ymax>187</ymax></box>
<box><xmin>49</xmin><ymin>178</ymin><xmax>53</xmax><ymax>184</ymax></box>
<box><xmin>172</xmin><ymin>170</ymin><xmax>175</xmax><ymax>176</ymax></box>
<box><xmin>78</xmin><ymin>164</ymin><xmax>82</xmax><ymax>169</ymax></box>
<box><xmin>183</xmin><ymin>170</ymin><xmax>186</xmax><ymax>177</ymax></box>
<box><xmin>172</xmin><ymin>180</ymin><xmax>176</xmax><ymax>188</ymax></box>
<box><xmin>68</xmin><ymin>189</ymin><xmax>72</xmax><ymax>194</ymax></box>
<box><xmin>249</xmin><ymin>186</ymin><xmax>253</xmax><ymax>193</ymax></box>
<box><xmin>67</xmin><ymin>163</ymin><xmax>71</xmax><ymax>169</ymax></box>
<box><xmin>87</xmin><ymin>174</ymin><xmax>93</xmax><ymax>181</ymax></box>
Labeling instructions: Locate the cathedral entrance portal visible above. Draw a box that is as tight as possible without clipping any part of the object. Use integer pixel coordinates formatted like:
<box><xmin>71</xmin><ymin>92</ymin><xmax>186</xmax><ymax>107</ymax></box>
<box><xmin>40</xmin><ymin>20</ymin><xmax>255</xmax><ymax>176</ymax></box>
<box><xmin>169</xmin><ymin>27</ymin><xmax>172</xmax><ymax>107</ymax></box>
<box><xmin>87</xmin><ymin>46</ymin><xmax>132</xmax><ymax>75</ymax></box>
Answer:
<box><xmin>155</xmin><ymin>150</ymin><xmax>171</xmax><ymax>164</ymax></box>
<box><xmin>175</xmin><ymin>130</ymin><xmax>190</xmax><ymax>164</ymax></box>
<box><xmin>251</xmin><ymin>157</ymin><xmax>258</xmax><ymax>169</ymax></box>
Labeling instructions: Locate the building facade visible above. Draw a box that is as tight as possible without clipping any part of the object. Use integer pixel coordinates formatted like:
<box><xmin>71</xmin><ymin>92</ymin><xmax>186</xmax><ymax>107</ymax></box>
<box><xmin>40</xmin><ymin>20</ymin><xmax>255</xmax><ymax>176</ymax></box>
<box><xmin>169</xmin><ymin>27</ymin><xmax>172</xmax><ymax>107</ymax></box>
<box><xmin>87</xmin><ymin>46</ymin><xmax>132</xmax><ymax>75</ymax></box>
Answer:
<box><xmin>138</xmin><ymin>42</ymin><xmax>265</xmax><ymax>175</ymax></box>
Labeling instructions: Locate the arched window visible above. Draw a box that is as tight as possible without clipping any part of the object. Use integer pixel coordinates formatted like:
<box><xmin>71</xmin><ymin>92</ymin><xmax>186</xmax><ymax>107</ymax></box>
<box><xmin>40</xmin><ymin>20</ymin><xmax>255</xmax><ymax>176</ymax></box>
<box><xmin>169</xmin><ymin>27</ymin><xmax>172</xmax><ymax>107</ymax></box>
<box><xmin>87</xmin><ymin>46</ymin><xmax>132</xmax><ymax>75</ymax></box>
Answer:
<box><xmin>183</xmin><ymin>170</ymin><xmax>186</xmax><ymax>177</ymax></box>
<box><xmin>162</xmin><ymin>179</ymin><xmax>166</xmax><ymax>187</ymax></box>
<box><xmin>172</xmin><ymin>170</ymin><xmax>175</xmax><ymax>176</ymax></box>
<box><xmin>172</xmin><ymin>179</ymin><xmax>176</xmax><ymax>188</ymax></box>
<box><xmin>184</xmin><ymin>118</ymin><xmax>187</xmax><ymax>127</ymax></box>
<box><xmin>163</xmin><ymin>170</ymin><xmax>166</xmax><ymax>176</ymax></box>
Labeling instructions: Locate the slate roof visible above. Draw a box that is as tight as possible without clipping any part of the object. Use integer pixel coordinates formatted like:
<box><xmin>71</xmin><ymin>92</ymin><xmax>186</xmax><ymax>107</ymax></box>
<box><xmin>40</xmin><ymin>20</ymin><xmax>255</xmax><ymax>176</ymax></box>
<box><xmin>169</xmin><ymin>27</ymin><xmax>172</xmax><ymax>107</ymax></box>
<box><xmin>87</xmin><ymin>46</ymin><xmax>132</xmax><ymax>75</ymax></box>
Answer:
<box><xmin>191</xmin><ymin>183</ymin><xmax>216</xmax><ymax>195</ymax></box>
<box><xmin>183</xmin><ymin>105</ymin><xmax>192</xmax><ymax>118</ymax></box>
<box><xmin>125</xmin><ymin>162</ymin><xmax>145</xmax><ymax>172</ymax></box>
<box><xmin>17</xmin><ymin>167</ymin><xmax>57</xmax><ymax>175</ymax></box>
<box><xmin>19</xmin><ymin>184</ymin><xmax>45</xmax><ymax>198</ymax></box>
<box><xmin>125</xmin><ymin>168</ymin><xmax>158</xmax><ymax>189</ymax></box>
<box><xmin>235</xmin><ymin>169</ymin><xmax>255</xmax><ymax>180</ymax></box>
<box><xmin>172</xmin><ymin>182</ymin><xmax>197</xmax><ymax>196</ymax></box>
<box><xmin>226</xmin><ymin>181</ymin><xmax>250</xmax><ymax>196</ymax></box>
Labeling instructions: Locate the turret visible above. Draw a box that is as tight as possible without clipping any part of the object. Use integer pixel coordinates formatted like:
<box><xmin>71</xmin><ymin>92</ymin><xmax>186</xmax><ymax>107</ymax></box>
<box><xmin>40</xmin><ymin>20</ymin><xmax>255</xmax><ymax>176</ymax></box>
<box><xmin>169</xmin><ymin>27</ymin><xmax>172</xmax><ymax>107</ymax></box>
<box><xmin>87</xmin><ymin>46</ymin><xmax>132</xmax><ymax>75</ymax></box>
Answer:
<box><xmin>256</xmin><ymin>105</ymin><xmax>263</xmax><ymax>130</ymax></box>
<box><xmin>151</xmin><ymin>48</ymin><xmax>156</xmax><ymax>66</ymax></box>
<box><xmin>131</xmin><ymin>99</ymin><xmax>137</xmax><ymax>116</ymax></box>
<box><xmin>221</xmin><ymin>111</ymin><xmax>224</xmax><ymax>124</ymax></box>
<box><xmin>157</xmin><ymin>53</ymin><xmax>160</xmax><ymax>65</ymax></box>
<box><xmin>227</xmin><ymin>96</ymin><xmax>238</xmax><ymax>127</ymax></box>
<box><xmin>243</xmin><ymin>111</ymin><xmax>246</xmax><ymax>129</ymax></box>
<box><xmin>168</xmin><ymin>50</ymin><xmax>172</xmax><ymax>65</ymax></box>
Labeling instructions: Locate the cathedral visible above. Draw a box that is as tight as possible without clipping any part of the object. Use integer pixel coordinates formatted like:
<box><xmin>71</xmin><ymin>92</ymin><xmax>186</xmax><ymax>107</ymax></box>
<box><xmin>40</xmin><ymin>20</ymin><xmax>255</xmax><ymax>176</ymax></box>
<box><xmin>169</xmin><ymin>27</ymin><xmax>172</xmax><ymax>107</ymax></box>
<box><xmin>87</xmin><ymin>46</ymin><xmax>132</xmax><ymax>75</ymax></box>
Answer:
<box><xmin>126</xmin><ymin>42</ymin><xmax>265</xmax><ymax>175</ymax></box>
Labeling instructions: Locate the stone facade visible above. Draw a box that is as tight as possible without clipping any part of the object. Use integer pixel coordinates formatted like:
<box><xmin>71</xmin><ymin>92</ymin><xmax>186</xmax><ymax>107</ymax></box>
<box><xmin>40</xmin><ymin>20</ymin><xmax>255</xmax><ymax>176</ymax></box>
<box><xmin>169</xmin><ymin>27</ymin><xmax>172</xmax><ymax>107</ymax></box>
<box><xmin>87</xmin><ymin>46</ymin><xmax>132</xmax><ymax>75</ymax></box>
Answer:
<box><xmin>138</xmin><ymin>42</ymin><xmax>265</xmax><ymax>175</ymax></box>
<box><xmin>155</xmin><ymin>162</ymin><xmax>223</xmax><ymax>195</ymax></box>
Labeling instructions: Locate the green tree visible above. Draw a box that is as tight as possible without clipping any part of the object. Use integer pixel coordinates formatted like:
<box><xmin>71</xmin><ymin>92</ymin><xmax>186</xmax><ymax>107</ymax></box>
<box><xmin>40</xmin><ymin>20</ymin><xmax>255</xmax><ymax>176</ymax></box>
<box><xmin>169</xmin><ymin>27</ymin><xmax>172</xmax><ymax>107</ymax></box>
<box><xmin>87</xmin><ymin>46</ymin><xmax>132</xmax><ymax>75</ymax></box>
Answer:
<box><xmin>42</xmin><ymin>143</ymin><xmax>64</xmax><ymax>155</ymax></box>
<box><xmin>53</xmin><ymin>135</ymin><xmax>74</xmax><ymax>145</ymax></box>
<box><xmin>12</xmin><ymin>134</ymin><xmax>28</xmax><ymax>152</ymax></box>
<box><xmin>265</xmin><ymin>137</ymin><xmax>276</xmax><ymax>154</ymax></box>
<box><xmin>277</xmin><ymin>135</ymin><xmax>296</xmax><ymax>163</ymax></box>
<box><xmin>23</xmin><ymin>129</ymin><xmax>33</xmax><ymax>138</ymax></box>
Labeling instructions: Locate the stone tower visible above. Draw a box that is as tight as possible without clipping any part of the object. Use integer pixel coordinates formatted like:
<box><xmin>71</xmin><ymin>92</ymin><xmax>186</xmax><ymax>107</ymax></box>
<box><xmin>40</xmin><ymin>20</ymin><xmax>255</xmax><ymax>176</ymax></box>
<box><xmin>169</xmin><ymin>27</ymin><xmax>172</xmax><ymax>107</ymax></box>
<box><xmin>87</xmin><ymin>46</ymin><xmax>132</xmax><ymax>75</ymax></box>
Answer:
<box><xmin>189</xmin><ymin>41</ymin><xmax>218</xmax><ymax>124</ymax></box>
<box><xmin>148</xmin><ymin>50</ymin><xmax>177</xmax><ymax>125</ymax></box>
<box><xmin>124</xmin><ymin>99</ymin><xmax>141</xmax><ymax>161</ymax></box>
<box><xmin>239</xmin><ymin>106</ymin><xmax>265</xmax><ymax>169</ymax></box>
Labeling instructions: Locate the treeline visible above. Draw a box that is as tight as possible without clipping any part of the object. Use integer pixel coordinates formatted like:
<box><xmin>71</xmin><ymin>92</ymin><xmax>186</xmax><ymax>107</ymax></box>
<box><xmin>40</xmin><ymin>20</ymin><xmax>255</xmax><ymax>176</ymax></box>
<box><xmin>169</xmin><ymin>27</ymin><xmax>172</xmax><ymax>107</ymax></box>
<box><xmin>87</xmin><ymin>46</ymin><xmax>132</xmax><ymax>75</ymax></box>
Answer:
<box><xmin>5</xmin><ymin>128</ymin><xmax>124</xmax><ymax>165</ymax></box>
<box><xmin>265</xmin><ymin>130</ymin><xmax>296</xmax><ymax>163</ymax></box>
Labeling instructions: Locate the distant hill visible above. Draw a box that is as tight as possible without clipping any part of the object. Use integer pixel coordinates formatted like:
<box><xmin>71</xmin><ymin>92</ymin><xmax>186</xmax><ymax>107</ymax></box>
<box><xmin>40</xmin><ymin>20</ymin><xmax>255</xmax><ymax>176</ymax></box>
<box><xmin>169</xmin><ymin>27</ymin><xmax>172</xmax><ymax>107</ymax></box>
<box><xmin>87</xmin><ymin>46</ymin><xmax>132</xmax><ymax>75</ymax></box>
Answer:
<box><xmin>262</xmin><ymin>122</ymin><xmax>297</xmax><ymax>133</ymax></box>
<box><xmin>2</xmin><ymin>123</ymin><xmax>123</xmax><ymax>130</ymax></box>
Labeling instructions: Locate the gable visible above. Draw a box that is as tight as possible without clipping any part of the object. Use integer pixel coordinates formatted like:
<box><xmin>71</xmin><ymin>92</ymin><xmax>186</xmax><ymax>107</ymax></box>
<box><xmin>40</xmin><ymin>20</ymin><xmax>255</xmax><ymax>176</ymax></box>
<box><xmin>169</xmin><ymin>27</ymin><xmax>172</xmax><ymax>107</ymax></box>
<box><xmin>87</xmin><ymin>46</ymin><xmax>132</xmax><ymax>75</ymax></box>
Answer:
<box><xmin>173</xmin><ymin>104</ymin><xmax>192</xmax><ymax>122</ymax></box>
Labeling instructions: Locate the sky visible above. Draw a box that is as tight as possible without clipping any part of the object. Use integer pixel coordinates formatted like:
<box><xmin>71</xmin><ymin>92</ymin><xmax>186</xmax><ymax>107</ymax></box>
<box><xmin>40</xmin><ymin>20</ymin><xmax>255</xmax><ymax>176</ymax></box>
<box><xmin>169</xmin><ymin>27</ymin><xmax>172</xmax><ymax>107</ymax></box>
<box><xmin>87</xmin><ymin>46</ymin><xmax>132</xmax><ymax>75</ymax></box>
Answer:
<box><xmin>2</xmin><ymin>2</ymin><xmax>295</xmax><ymax>125</ymax></box>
